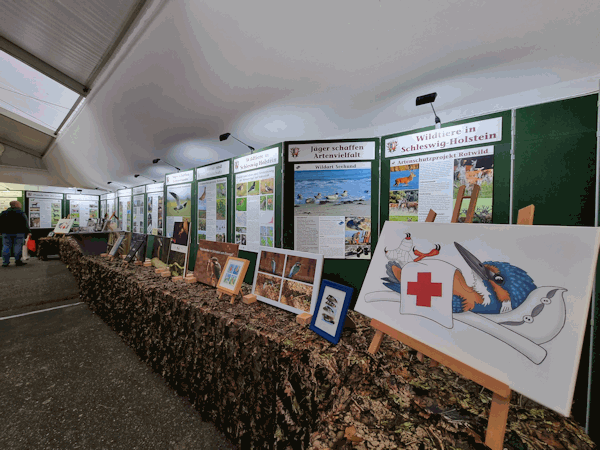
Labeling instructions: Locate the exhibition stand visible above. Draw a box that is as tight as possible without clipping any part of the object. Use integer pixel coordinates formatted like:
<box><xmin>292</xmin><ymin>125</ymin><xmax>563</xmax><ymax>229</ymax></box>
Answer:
<box><xmin>57</xmin><ymin>237</ymin><xmax>595</xmax><ymax>450</ymax></box>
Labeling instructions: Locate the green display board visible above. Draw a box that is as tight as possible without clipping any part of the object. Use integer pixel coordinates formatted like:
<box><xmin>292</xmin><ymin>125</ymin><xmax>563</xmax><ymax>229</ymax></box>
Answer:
<box><xmin>232</xmin><ymin>144</ymin><xmax>284</xmax><ymax>284</ymax></box>
<box><xmin>380</xmin><ymin>111</ymin><xmax>512</xmax><ymax>227</ymax></box>
<box><xmin>282</xmin><ymin>138</ymin><xmax>380</xmax><ymax>305</ymax></box>
<box><xmin>514</xmin><ymin>94</ymin><xmax>599</xmax><ymax>437</ymax></box>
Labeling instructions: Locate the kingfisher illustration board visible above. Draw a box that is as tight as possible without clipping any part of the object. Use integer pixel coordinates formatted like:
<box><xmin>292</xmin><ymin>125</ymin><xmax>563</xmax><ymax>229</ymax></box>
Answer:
<box><xmin>355</xmin><ymin>222</ymin><xmax>600</xmax><ymax>415</ymax></box>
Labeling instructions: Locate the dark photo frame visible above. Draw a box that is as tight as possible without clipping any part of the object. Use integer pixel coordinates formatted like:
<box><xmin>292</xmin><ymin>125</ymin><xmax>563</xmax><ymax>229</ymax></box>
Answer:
<box><xmin>309</xmin><ymin>280</ymin><xmax>354</xmax><ymax>344</ymax></box>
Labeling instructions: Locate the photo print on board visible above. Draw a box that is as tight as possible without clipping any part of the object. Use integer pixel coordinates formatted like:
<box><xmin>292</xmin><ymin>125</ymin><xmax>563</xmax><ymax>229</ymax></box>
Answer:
<box><xmin>252</xmin><ymin>248</ymin><xmax>324</xmax><ymax>316</ymax></box>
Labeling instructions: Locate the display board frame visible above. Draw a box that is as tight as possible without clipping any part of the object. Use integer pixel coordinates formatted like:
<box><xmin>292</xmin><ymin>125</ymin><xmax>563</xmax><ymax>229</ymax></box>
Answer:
<box><xmin>380</xmin><ymin>111</ymin><xmax>512</xmax><ymax>228</ymax></box>
<box><xmin>66</xmin><ymin>194</ymin><xmax>100</xmax><ymax>229</ymax></box>
<box><xmin>25</xmin><ymin>191</ymin><xmax>64</xmax><ymax>229</ymax></box>
<box><xmin>232</xmin><ymin>143</ymin><xmax>284</xmax><ymax>284</ymax></box>
<box><xmin>164</xmin><ymin>169</ymin><xmax>196</xmax><ymax>271</ymax></box>
<box><xmin>195</xmin><ymin>160</ymin><xmax>233</xmax><ymax>246</ymax></box>
<box><xmin>282</xmin><ymin>138</ymin><xmax>379</xmax><ymax>305</ymax></box>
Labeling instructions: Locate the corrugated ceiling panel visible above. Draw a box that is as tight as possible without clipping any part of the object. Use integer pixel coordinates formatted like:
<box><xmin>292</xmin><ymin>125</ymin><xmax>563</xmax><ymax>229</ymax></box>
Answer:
<box><xmin>0</xmin><ymin>113</ymin><xmax>53</xmax><ymax>156</ymax></box>
<box><xmin>0</xmin><ymin>0</ymin><xmax>142</xmax><ymax>86</ymax></box>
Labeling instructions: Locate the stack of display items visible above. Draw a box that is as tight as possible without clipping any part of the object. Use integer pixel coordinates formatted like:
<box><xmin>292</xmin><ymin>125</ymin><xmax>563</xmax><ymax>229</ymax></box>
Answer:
<box><xmin>123</xmin><ymin>233</ymin><xmax>148</xmax><ymax>265</ymax></box>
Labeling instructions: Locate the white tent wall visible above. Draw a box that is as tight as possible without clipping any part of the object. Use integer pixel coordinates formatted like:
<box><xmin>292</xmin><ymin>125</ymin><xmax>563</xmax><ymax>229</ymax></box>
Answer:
<box><xmin>34</xmin><ymin>0</ymin><xmax>600</xmax><ymax>189</ymax></box>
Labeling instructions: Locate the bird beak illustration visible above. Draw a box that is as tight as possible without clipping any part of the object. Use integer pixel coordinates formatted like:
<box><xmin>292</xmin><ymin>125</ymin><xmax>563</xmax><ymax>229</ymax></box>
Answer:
<box><xmin>454</xmin><ymin>242</ymin><xmax>495</xmax><ymax>282</ymax></box>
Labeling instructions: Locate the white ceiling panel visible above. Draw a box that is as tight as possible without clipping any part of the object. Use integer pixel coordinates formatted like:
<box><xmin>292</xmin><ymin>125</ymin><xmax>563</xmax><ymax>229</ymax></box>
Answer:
<box><xmin>0</xmin><ymin>0</ymin><xmax>144</xmax><ymax>85</ymax></box>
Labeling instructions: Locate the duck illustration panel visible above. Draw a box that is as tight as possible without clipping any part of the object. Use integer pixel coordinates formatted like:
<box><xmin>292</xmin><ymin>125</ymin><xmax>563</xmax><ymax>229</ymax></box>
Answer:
<box><xmin>355</xmin><ymin>222</ymin><xmax>600</xmax><ymax>415</ymax></box>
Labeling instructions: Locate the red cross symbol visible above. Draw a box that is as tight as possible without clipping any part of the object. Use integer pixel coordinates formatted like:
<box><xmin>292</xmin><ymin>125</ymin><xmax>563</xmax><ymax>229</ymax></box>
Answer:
<box><xmin>407</xmin><ymin>272</ymin><xmax>442</xmax><ymax>307</ymax></box>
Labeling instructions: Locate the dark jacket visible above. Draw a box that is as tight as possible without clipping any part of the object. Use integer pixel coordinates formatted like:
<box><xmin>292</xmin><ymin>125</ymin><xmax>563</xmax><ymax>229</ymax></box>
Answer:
<box><xmin>0</xmin><ymin>207</ymin><xmax>31</xmax><ymax>235</ymax></box>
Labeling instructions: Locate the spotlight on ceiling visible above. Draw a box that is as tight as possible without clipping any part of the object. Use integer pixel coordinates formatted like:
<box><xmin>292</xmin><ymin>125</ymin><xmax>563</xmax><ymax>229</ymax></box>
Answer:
<box><xmin>135</xmin><ymin>174</ymin><xmax>157</xmax><ymax>183</ymax></box>
<box><xmin>152</xmin><ymin>158</ymin><xmax>180</xmax><ymax>171</ymax></box>
<box><xmin>107</xmin><ymin>181</ymin><xmax>128</xmax><ymax>189</ymax></box>
<box><xmin>219</xmin><ymin>133</ymin><xmax>255</xmax><ymax>152</ymax></box>
<box><xmin>416</xmin><ymin>92</ymin><xmax>441</xmax><ymax>129</ymax></box>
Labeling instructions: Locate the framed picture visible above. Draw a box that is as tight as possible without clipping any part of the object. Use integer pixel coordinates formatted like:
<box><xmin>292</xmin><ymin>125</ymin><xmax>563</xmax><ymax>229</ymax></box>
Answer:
<box><xmin>53</xmin><ymin>218</ymin><xmax>75</xmax><ymax>234</ymax></box>
<box><xmin>252</xmin><ymin>247</ymin><xmax>324</xmax><ymax>316</ymax></box>
<box><xmin>217</xmin><ymin>256</ymin><xmax>250</xmax><ymax>296</ymax></box>
<box><xmin>310</xmin><ymin>280</ymin><xmax>354</xmax><ymax>344</ymax></box>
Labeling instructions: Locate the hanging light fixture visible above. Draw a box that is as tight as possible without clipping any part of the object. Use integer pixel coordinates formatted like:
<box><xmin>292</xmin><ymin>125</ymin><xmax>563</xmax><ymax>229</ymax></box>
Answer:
<box><xmin>220</xmin><ymin>133</ymin><xmax>255</xmax><ymax>153</ymax></box>
<box><xmin>107</xmin><ymin>181</ymin><xmax>128</xmax><ymax>189</ymax></box>
<box><xmin>135</xmin><ymin>174</ymin><xmax>157</xmax><ymax>183</ymax></box>
<box><xmin>152</xmin><ymin>158</ymin><xmax>180</xmax><ymax>171</ymax></box>
<box><xmin>416</xmin><ymin>92</ymin><xmax>441</xmax><ymax>129</ymax></box>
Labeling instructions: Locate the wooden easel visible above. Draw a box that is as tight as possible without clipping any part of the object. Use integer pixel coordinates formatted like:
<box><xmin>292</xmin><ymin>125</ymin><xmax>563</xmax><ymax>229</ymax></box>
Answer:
<box><xmin>451</xmin><ymin>184</ymin><xmax>480</xmax><ymax>223</ymax></box>
<box><xmin>217</xmin><ymin>289</ymin><xmax>236</xmax><ymax>304</ymax></box>
<box><xmin>368</xmin><ymin>205</ymin><xmax>535</xmax><ymax>450</ymax></box>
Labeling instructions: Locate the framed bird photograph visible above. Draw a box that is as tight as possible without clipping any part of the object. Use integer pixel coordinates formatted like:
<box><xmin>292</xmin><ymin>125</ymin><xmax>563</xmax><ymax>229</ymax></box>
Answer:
<box><xmin>217</xmin><ymin>256</ymin><xmax>249</xmax><ymax>296</ymax></box>
<box><xmin>309</xmin><ymin>280</ymin><xmax>354</xmax><ymax>345</ymax></box>
<box><xmin>252</xmin><ymin>247</ymin><xmax>324</xmax><ymax>316</ymax></box>
<box><xmin>193</xmin><ymin>241</ymin><xmax>239</xmax><ymax>287</ymax></box>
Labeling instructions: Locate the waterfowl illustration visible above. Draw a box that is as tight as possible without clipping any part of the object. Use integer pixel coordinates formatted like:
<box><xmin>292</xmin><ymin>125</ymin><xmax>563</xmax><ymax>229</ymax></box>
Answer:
<box><xmin>340</xmin><ymin>190</ymin><xmax>348</xmax><ymax>197</ymax></box>
<box><xmin>326</xmin><ymin>193</ymin><xmax>339</xmax><ymax>200</ymax></box>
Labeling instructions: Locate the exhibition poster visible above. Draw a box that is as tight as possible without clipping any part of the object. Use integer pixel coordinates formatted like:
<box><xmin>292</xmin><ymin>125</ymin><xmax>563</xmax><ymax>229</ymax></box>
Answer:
<box><xmin>26</xmin><ymin>192</ymin><xmax>63</xmax><ymax>228</ymax></box>
<box><xmin>105</xmin><ymin>193</ymin><xmax>116</xmax><ymax>220</ymax></box>
<box><xmin>67</xmin><ymin>194</ymin><xmax>99</xmax><ymax>227</ymax></box>
<box><xmin>197</xmin><ymin>177</ymin><xmax>227</xmax><ymax>242</ymax></box>
<box><xmin>388</xmin><ymin>146</ymin><xmax>494</xmax><ymax>223</ymax></box>
<box><xmin>165</xmin><ymin>183</ymin><xmax>192</xmax><ymax>239</ymax></box>
<box><xmin>235</xmin><ymin>166</ymin><xmax>275</xmax><ymax>251</ymax></box>
<box><xmin>294</xmin><ymin>162</ymin><xmax>372</xmax><ymax>259</ymax></box>
<box><xmin>132</xmin><ymin>193</ymin><xmax>145</xmax><ymax>233</ymax></box>
<box><xmin>146</xmin><ymin>182</ymin><xmax>164</xmax><ymax>235</ymax></box>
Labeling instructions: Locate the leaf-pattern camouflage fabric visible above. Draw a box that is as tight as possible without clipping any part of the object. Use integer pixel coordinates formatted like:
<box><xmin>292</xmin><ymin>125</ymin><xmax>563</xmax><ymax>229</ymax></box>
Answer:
<box><xmin>58</xmin><ymin>238</ymin><xmax>596</xmax><ymax>450</ymax></box>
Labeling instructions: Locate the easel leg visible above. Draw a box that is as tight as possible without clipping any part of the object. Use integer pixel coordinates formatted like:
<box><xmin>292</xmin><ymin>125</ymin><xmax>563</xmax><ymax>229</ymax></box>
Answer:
<box><xmin>368</xmin><ymin>330</ymin><xmax>385</xmax><ymax>355</ymax></box>
<box><xmin>485</xmin><ymin>391</ymin><xmax>511</xmax><ymax>450</ymax></box>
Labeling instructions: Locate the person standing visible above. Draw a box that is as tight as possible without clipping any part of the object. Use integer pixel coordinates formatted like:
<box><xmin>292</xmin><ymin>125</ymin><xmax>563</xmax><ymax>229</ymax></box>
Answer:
<box><xmin>0</xmin><ymin>200</ymin><xmax>31</xmax><ymax>267</ymax></box>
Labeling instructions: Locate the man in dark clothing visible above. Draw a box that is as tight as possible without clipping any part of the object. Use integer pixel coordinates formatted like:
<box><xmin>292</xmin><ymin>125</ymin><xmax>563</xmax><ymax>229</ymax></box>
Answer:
<box><xmin>0</xmin><ymin>200</ymin><xmax>31</xmax><ymax>267</ymax></box>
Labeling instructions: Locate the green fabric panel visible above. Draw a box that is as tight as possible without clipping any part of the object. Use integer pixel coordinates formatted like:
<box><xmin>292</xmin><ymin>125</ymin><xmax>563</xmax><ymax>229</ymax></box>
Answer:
<box><xmin>380</xmin><ymin>110</ymin><xmax>512</xmax><ymax>226</ymax></box>
<box><xmin>282</xmin><ymin>138</ymin><xmax>380</xmax><ymax>307</ymax></box>
<box><xmin>514</xmin><ymin>94</ymin><xmax>598</xmax><ymax>433</ymax></box>
<box><xmin>514</xmin><ymin>94</ymin><xmax>598</xmax><ymax>226</ymax></box>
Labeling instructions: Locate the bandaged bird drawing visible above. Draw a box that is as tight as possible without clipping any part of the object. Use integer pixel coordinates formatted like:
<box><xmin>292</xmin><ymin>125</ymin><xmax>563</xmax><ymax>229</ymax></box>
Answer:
<box><xmin>366</xmin><ymin>233</ymin><xmax>567</xmax><ymax>364</ymax></box>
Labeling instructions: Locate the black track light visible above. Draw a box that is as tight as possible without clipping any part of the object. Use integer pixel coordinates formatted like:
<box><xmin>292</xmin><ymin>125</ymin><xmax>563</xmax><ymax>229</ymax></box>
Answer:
<box><xmin>152</xmin><ymin>158</ymin><xmax>180</xmax><ymax>171</ymax></box>
<box><xmin>135</xmin><ymin>174</ymin><xmax>157</xmax><ymax>183</ymax></box>
<box><xmin>416</xmin><ymin>92</ymin><xmax>441</xmax><ymax>129</ymax></box>
<box><xmin>219</xmin><ymin>133</ymin><xmax>255</xmax><ymax>152</ymax></box>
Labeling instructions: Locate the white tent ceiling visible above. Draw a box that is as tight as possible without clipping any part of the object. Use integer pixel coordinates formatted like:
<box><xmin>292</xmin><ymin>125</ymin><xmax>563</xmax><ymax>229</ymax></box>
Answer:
<box><xmin>2</xmin><ymin>0</ymin><xmax>600</xmax><ymax>188</ymax></box>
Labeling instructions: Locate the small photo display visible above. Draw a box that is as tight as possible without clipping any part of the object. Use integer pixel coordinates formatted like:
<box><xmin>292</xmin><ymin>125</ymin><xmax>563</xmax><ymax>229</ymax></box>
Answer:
<box><xmin>217</xmin><ymin>256</ymin><xmax>250</xmax><ymax>296</ymax></box>
<box><xmin>309</xmin><ymin>280</ymin><xmax>354</xmax><ymax>345</ymax></box>
<box><xmin>252</xmin><ymin>247</ymin><xmax>324</xmax><ymax>316</ymax></box>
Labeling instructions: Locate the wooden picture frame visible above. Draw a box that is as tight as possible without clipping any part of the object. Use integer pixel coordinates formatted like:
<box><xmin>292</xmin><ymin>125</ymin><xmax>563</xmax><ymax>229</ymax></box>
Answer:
<box><xmin>309</xmin><ymin>280</ymin><xmax>354</xmax><ymax>344</ymax></box>
<box><xmin>217</xmin><ymin>256</ymin><xmax>249</xmax><ymax>296</ymax></box>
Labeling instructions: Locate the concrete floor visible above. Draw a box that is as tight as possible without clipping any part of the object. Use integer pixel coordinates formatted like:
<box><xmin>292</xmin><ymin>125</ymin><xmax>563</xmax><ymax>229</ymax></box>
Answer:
<box><xmin>0</xmin><ymin>257</ymin><xmax>236</xmax><ymax>450</ymax></box>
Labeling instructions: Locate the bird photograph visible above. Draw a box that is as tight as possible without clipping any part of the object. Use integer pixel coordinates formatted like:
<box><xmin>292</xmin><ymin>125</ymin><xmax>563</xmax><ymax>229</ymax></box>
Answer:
<box><xmin>168</xmin><ymin>189</ymin><xmax>190</xmax><ymax>213</ymax></box>
<box><xmin>255</xmin><ymin>272</ymin><xmax>281</xmax><ymax>302</ymax></box>
<box><xmin>283</xmin><ymin>256</ymin><xmax>317</xmax><ymax>284</ymax></box>
<box><xmin>247</xmin><ymin>180</ymin><xmax>258</xmax><ymax>195</ymax></box>
<box><xmin>260</xmin><ymin>178</ymin><xmax>274</xmax><ymax>194</ymax></box>
<box><xmin>199</xmin><ymin>187</ymin><xmax>206</xmax><ymax>201</ymax></box>
<box><xmin>236</xmin><ymin>183</ymin><xmax>247</xmax><ymax>196</ymax></box>
<box><xmin>258</xmin><ymin>251</ymin><xmax>285</xmax><ymax>276</ymax></box>
<box><xmin>207</xmin><ymin>256</ymin><xmax>222</xmax><ymax>286</ymax></box>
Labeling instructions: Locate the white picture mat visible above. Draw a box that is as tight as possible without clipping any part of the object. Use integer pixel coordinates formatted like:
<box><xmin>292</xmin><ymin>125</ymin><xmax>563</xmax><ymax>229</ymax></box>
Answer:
<box><xmin>53</xmin><ymin>218</ymin><xmax>75</xmax><ymax>234</ymax></box>
<box><xmin>251</xmin><ymin>246</ymin><xmax>324</xmax><ymax>316</ymax></box>
<box><xmin>314</xmin><ymin>285</ymin><xmax>347</xmax><ymax>336</ymax></box>
<box><xmin>354</xmin><ymin>222</ymin><xmax>600</xmax><ymax>416</ymax></box>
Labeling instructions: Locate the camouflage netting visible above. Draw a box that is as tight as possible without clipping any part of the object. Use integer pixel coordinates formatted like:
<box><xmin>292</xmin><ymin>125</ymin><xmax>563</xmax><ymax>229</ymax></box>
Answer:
<box><xmin>59</xmin><ymin>238</ymin><xmax>596</xmax><ymax>450</ymax></box>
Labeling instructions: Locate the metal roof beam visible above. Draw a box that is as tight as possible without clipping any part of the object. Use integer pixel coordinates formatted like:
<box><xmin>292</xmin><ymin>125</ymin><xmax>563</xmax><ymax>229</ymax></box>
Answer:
<box><xmin>0</xmin><ymin>36</ymin><xmax>89</xmax><ymax>97</ymax></box>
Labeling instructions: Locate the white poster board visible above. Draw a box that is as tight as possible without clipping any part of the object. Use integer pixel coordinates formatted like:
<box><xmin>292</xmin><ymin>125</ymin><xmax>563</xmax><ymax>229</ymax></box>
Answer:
<box><xmin>146</xmin><ymin>182</ymin><xmax>164</xmax><ymax>235</ymax></box>
<box><xmin>235</xmin><ymin>166</ymin><xmax>275</xmax><ymax>252</ymax></box>
<box><xmin>294</xmin><ymin>162</ymin><xmax>372</xmax><ymax>259</ymax></box>
<box><xmin>197</xmin><ymin>177</ymin><xmax>227</xmax><ymax>242</ymax></box>
<box><xmin>26</xmin><ymin>192</ymin><xmax>63</xmax><ymax>228</ymax></box>
<box><xmin>132</xmin><ymin>194</ymin><xmax>145</xmax><ymax>233</ymax></box>
<box><xmin>355</xmin><ymin>222</ymin><xmax>600</xmax><ymax>415</ymax></box>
